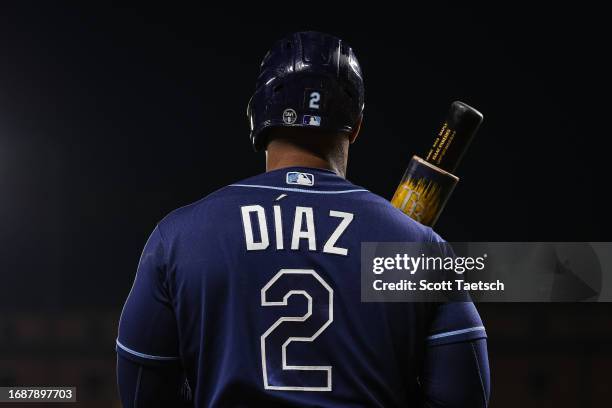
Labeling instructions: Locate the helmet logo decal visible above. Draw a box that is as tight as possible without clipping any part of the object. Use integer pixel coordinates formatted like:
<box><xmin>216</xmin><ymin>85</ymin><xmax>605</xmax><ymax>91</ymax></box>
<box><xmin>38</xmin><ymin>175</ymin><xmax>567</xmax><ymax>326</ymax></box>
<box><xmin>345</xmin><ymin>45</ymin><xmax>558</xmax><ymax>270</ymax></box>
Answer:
<box><xmin>303</xmin><ymin>115</ymin><xmax>321</xmax><ymax>127</ymax></box>
<box><xmin>282</xmin><ymin>108</ymin><xmax>297</xmax><ymax>124</ymax></box>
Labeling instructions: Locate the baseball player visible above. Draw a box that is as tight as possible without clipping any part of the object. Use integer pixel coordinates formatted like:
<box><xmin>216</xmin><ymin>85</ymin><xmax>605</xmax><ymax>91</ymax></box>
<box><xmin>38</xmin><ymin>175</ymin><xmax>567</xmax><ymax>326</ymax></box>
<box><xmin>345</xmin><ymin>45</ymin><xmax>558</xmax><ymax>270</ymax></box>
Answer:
<box><xmin>117</xmin><ymin>31</ymin><xmax>490</xmax><ymax>407</ymax></box>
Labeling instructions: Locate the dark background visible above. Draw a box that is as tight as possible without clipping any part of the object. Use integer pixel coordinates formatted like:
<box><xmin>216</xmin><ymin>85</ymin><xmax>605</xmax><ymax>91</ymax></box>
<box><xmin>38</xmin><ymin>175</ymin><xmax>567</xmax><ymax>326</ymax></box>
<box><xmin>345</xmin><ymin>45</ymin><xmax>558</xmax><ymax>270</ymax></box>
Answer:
<box><xmin>0</xmin><ymin>2</ymin><xmax>609</xmax><ymax>407</ymax></box>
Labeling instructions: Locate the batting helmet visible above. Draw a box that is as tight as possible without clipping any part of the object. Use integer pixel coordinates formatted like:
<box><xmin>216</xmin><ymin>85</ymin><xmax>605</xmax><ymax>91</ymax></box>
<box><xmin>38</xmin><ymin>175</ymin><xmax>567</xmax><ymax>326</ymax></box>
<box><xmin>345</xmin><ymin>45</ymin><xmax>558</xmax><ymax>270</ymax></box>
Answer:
<box><xmin>247</xmin><ymin>31</ymin><xmax>365</xmax><ymax>151</ymax></box>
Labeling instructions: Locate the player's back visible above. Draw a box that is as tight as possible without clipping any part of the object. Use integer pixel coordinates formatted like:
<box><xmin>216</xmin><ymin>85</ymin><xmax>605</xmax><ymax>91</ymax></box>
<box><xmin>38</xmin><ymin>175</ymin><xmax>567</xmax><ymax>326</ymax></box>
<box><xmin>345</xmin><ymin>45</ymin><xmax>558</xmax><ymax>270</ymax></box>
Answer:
<box><xmin>161</xmin><ymin>167</ymin><xmax>440</xmax><ymax>407</ymax></box>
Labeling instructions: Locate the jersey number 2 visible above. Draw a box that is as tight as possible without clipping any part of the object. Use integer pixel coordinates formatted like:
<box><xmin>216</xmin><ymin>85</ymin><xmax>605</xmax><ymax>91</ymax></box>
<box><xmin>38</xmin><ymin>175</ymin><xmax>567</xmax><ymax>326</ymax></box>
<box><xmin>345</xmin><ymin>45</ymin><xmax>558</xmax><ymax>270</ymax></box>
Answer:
<box><xmin>260</xmin><ymin>269</ymin><xmax>333</xmax><ymax>391</ymax></box>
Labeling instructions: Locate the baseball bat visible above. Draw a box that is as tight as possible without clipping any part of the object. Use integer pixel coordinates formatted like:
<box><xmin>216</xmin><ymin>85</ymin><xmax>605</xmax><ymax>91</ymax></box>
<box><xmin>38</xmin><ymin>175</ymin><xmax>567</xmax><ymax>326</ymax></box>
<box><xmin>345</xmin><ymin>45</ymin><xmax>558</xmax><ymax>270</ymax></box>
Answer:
<box><xmin>390</xmin><ymin>101</ymin><xmax>483</xmax><ymax>226</ymax></box>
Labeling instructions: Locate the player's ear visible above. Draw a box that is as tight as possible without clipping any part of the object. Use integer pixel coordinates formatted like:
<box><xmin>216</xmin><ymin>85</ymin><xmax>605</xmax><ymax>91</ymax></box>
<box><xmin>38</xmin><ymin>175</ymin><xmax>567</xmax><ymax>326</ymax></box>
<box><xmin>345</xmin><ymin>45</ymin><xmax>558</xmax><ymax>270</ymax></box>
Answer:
<box><xmin>349</xmin><ymin>116</ymin><xmax>362</xmax><ymax>144</ymax></box>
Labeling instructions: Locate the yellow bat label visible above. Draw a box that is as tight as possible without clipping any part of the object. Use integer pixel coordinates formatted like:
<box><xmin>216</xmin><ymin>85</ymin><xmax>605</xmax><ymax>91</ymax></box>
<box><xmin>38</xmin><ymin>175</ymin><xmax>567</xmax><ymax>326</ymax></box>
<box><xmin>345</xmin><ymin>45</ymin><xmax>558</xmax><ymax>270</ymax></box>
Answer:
<box><xmin>391</xmin><ymin>156</ymin><xmax>459</xmax><ymax>227</ymax></box>
<box><xmin>391</xmin><ymin>178</ymin><xmax>442</xmax><ymax>225</ymax></box>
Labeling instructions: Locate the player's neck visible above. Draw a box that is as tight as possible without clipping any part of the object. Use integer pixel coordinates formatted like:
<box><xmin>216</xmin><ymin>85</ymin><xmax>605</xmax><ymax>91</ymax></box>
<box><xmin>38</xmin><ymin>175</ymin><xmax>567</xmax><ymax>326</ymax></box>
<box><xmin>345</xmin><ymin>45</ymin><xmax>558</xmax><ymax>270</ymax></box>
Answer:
<box><xmin>266</xmin><ymin>139</ymin><xmax>347</xmax><ymax>178</ymax></box>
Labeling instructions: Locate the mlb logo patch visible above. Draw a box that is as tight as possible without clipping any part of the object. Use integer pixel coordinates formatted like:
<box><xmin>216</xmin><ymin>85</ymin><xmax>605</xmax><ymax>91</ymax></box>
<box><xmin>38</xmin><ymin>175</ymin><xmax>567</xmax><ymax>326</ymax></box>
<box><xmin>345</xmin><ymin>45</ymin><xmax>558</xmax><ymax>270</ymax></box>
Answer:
<box><xmin>303</xmin><ymin>115</ymin><xmax>321</xmax><ymax>127</ymax></box>
<box><xmin>286</xmin><ymin>171</ymin><xmax>315</xmax><ymax>186</ymax></box>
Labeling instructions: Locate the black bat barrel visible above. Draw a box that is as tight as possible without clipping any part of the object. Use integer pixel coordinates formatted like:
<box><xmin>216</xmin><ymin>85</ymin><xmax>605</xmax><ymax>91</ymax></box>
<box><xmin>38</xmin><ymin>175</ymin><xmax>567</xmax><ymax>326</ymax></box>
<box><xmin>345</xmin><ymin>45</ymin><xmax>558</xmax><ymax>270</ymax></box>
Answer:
<box><xmin>424</xmin><ymin>101</ymin><xmax>483</xmax><ymax>173</ymax></box>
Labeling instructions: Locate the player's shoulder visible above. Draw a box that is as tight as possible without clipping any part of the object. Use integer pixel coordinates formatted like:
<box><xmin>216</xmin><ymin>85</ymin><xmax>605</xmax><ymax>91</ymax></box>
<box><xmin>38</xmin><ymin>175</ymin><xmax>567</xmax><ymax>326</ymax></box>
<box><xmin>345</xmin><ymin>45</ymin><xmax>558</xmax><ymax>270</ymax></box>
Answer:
<box><xmin>356</xmin><ymin>188</ymin><xmax>443</xmax><ymax>242</ymax></box>
<box><xmin>154</xmin><ymin>183</ymin><xmax>239</xmax><ymax>238</ymax></box>
<box><xmin>153</xmin><ymin>170</ymin><xmax>283</xmax><ymax>236</ymax></box>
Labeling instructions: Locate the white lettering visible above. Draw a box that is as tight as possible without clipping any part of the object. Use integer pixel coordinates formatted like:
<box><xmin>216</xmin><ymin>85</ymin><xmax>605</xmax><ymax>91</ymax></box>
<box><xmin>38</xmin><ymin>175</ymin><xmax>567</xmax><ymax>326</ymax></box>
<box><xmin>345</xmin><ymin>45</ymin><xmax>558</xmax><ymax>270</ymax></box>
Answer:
<box><xmin>291</xmin><ymin>207</ymin><xmax>316</xmax><ymax>251</ymax></box>
<box><xmin>241</xmin><ymin>205</ymin><xmax>269</xmax><ymax>250</ymax></box>
<box><xmin>323</xmin><ymin>211</ymin><xmax>353</xmax><ymax>255</ymax></box>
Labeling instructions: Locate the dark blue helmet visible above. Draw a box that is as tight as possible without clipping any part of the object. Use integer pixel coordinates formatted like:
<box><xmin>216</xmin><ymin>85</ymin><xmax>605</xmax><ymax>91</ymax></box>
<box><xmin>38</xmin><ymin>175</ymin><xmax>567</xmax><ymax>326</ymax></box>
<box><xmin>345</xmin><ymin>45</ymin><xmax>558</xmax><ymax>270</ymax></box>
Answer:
<box><xmin>247</xmin><ymin>31</ymin><xmax>365</xmax><ymax>151</ymax></box>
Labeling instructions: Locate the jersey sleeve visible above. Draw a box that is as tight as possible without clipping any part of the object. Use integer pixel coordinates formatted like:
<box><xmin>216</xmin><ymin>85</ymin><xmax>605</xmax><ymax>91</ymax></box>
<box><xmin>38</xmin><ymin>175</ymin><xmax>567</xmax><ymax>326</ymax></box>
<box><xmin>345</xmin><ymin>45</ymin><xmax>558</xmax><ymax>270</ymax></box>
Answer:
<box><xmin>426</xmin><ymin>302</ymin><xmax>487</xmax><ymax>346</ymax></box>
<box><xmin>426</xmin><ymin>228</ymin><xmax>487</xmax><ymax>346</ymax></box>
<box><xmin>421</xmin><ymin>338</ymin><xmax>490</xmax><ymax>407</ymax></box>
<box><xmin>116</xmin><ymin>225</ymin><xmax>181</xmax><ymax>366</ymax></box>
<box><xmin>117</xmin><ymin>353</ymin><xmax>192</xmax><ymax>407</ymax></box>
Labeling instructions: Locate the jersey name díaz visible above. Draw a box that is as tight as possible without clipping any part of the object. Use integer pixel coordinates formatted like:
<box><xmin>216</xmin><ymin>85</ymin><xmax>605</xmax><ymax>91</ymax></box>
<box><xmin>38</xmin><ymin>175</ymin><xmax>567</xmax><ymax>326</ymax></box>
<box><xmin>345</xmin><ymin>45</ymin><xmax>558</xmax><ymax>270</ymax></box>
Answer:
<box><xmin>241</xmin><ymin>204</ymin><xmax>354</xmax><ymax>255</ymax></box>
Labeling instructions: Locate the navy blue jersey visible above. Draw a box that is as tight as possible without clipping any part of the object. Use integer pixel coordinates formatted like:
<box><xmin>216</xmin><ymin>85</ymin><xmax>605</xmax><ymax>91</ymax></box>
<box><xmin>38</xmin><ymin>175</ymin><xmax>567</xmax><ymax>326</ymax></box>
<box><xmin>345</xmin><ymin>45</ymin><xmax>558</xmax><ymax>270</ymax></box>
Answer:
<box><xmin>117</xmin><ymin>167</ymin><xmax>486</xmax><ymax>407</ymax></box>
